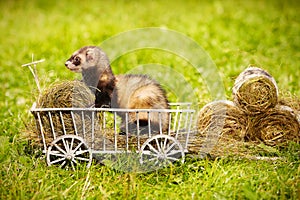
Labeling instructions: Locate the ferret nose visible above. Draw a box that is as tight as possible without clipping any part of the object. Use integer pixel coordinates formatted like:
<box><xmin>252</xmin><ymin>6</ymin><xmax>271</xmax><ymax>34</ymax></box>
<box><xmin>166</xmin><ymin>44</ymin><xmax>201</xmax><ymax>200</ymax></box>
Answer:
<box><xmin>65</xmin><ymin>61</ymin><xmax>70</xmax><ymax>67</ymax></box>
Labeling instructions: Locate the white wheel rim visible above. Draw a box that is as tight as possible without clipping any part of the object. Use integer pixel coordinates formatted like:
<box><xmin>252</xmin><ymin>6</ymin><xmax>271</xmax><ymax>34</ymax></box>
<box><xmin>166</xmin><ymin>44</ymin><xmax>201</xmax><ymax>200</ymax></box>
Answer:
<box><xmin>140</xmin><ymin>135</ymin><xmax>185</xmax><ymax>168</ymax></box>
<box><xmin>46</xmin><ymin>135</ymin><xmax>92</xmax><ymax>170</ymax></box>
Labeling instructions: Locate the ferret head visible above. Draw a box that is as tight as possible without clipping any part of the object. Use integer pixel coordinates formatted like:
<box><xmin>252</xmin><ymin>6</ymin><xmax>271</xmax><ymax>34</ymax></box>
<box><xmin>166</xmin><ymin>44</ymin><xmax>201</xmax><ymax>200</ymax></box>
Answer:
<box><xmin>65</xmin><ymin>46</ymin><xmax>110</xmax><ymax>73</ymax></box>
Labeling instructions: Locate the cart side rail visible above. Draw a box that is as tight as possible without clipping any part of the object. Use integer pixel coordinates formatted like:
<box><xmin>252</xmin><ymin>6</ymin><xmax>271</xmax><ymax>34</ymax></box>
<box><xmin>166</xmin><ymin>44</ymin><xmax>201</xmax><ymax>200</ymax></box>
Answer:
<box><xmin>30</xmin><ymin>102</ymin><xmax>195</xmax><ymax>153</ymax></box>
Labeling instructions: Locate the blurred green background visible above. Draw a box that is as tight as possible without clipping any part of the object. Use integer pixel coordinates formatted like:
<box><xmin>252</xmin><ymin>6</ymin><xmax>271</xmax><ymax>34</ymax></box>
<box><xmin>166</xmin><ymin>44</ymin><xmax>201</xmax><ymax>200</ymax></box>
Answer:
<box><xmin>0</xmin><ymin>0</ymin><xmax>299</xmax><ymax>199</ymax></box>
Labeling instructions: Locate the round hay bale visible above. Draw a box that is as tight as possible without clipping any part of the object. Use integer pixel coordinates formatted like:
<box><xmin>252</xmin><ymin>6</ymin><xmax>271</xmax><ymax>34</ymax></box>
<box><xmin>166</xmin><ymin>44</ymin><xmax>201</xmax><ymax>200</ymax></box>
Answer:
<box><xmin>233</xmin><ymin>67</ymin><xmax>278</xmax><ymax>115</ymax></box>
<box><xmin>278</xmin><ymin>92</ymin><xmax>300</xmax><ymax>110</ymax></box>
<box><xmin>37</xmin><ymin>80</ymin><xmax>95</xmax><ymax>108</ymax></box>
<box><xmin>278</xmin><ymin>92</ymin><xmax>300</xmax><ymax>124</ymax></box>
<box><xmin>191</xmin><ymin>100</ymin><xmax>247</xmax><ymax>155</ymax></box>
<box><xmin>31</xmin><ymin>80</ymin><xmax>104</xmax><ymax>148</ymax></box>
<box><xmin>247</xmin><ymin>105</ymin><xmax>300</xmax><ymax>146</ymax></box>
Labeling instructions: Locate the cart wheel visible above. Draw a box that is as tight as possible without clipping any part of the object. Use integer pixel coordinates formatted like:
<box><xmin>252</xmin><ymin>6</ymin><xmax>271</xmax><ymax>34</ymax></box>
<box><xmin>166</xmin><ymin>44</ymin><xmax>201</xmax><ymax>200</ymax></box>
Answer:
<box><xmin>140</xmin><ymin>135</ymin><xmax>185</xmax><ymax>168</ymax></box>
<box><xmin>46</xmin><ymin>135</ymin><xmax>92</xmax><ymax>170</ymax></box>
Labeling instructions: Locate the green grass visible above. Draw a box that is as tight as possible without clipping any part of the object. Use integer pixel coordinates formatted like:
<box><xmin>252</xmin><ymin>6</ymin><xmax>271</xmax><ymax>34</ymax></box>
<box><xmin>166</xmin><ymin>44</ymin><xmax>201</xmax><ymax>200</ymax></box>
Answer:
<box><xmin>0</xmin><ymin>0</ymin><xmax>300</xmax><ymax>199</ymax></box>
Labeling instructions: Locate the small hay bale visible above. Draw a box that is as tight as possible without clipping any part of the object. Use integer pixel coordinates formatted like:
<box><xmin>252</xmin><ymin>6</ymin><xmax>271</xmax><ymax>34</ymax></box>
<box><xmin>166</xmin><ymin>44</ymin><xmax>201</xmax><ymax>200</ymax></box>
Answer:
<box><xmin>36</xmin><ymin>80</ymin><xmax>95</xmax><ymax>108</ymax></box>
<box><xmin>278</xmin><ymin>92</ymin><xmax>300</xmax><ymax>110</ymax></box>
<box><xmin>191</xmin><ymin>100</ymin><xmax>247</xmax><ymax>155</ymax></box>
<box><xmin>247</xmin><ymin>105</ymin><xmax>300</xmax><ymax>146</ymax></box>
<box><xmin>29</xmin><ymin>80</ymin><xmax>105</xmax><ymax>148</ymax></box>
<box><xmin>278</xmin><ymin>92</ymin><xmax>300</xmax><ymax>124</ymax></box>
<box><xmin>233</xmin><ymin>66</ymin><xmax>278</xmax><ymax>115</ymax></box>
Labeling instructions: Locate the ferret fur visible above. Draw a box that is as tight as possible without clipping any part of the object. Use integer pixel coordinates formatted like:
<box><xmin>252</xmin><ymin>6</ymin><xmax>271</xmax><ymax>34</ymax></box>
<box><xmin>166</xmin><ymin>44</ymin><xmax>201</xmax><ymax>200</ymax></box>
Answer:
<box><xmin>65</xmin><ymin>46</ymin><xmax>169</xmax><ymax>134</ymax></box>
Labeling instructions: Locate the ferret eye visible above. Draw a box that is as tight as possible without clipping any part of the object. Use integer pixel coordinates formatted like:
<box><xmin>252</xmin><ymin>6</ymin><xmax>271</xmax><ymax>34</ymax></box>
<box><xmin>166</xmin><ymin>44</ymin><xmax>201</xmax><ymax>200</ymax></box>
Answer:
<box><xmin>73</xmin><ymin>57</ymin><xmax>81</xmax><ymax>66</ymax></box>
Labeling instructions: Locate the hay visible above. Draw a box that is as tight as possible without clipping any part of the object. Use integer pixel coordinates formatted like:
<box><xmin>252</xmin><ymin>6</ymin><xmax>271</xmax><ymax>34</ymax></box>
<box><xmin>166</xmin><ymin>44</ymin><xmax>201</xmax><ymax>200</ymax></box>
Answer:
<box><xmin>193</xmin><ymin>97</ymin><xmax>300</xmax><ymax>157</ymax></box>
<box><xmin>29</xmin><ymin>80</ymin><xmax>104</xmax><ymax>148</ymax></box>
<box><xmin>190</xmin><ymin>67</ymin><xmax>299</xmax><ymax>158</ymax></box>
<box><xmin>103</xmin><ymin>130</ymin><xmax>150</xmax><ymax>150</ymax></box>
<box><xmin>191</xmin><ymin>100</ymin><xmax>247</xmax><ymax>154</ymax></box>
<box><xmin>278</xmin><ymin>92</ymin><xmax>300</xmax><ymax>123</ymax></box>
<box><xmin>36</xmin><ymin>80</ymin><xmax>95</xmax><ymax>108</ymax></box>
<box><xmin>100</xmin><ymin>112</ymin><xmax>182</xmax><ymax>151</ymax></box>
<box><xmin>233</xmin><ymin>66</ymin><xmax>278</xmax><ymax>114</ymax></box>
<box><xmin>247</xmin><ymin>105</ymin><xmax>300</xmax><ymax>146</ymax></box>
<box><xmin>207</xmin><ymin>138</ymin><xmax>263</xmax><ymax>158</ymax></box>
<box><xmin>278</xmin><ymin>92</ymin><xmax>300</xmax><ymax>110</ymax></box>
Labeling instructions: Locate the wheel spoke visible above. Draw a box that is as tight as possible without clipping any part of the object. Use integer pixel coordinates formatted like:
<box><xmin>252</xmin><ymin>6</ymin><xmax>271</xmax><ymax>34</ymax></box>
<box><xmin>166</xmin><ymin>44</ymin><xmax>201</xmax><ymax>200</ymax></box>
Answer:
<box><xmin>155</xmin><ymin>138</ymin><xmax>162</xmax><ymax>153</ymax></box>
<box><xmin>141</xmin><ymin>151</ymin><xmax>159</xmax><ymax>164</ymax></box>
<box><xmin>166</xmin><ymin>156</ymin><xmax>179</xmax><ymax>162</ymax></box>
<box><xmin>73</xmin><ymin>142</ymin><xmax>84</xmax><ymax>152</ymax></box>
<box><xmin>54</xmin><ymin>144</ymin><xmax>67</xmax><ymax>155</ymax></box>
<box><xmin>163</xmin><ymin>136</ymin><xmax>168</xmax><ymax>151</ymax></box>
<box><xmin>50</xmin><ymin>157</ymin><xmax>66</xmax><ymax>165</ymax></box>
<box><xmin>140</xmin><ymin>150</ymin><xmax>153</xmax><ymax>156</ymax></box>
<box><xmin>146</xmin><ymin>143</ymin><xmax>160</xmax><ymax>155</ymax></box>
<box><xmin>65</xmin><ymin>139</ymin><xmax>70</xmax><ymax>152</ymax></box>
<box><xmin>60</xmin><ymin>161</ymin><xmax>66</xmax><ymax>168</ymax></box>
<box><xmin>70</xmin><ymin>137</ymin><xmax>75</xmax><ymax>151</ymax></box>
<box><xmin>166</xmin><ymin>150</ymin><xmax>182</xmax><ymax>157</ymax></box>
<box><xmin>49</xmin><ymin>150</ymin><xmax>62</xmax><ymax>154</ymax></box>
<box><xmin>71</xmin><ymin>161</ymin><xmax>76</xmax><ymax>171</ymax></box>
<box><xmin>62</xmin><ymin>138</ymin><xmax>69</xmax><ymax>152</ymax></box>
<box><xmin>72</xmin><ymin>158</ymin><xmax>78</xmax><ymax>164</ymax></box>
<box><xmin>75</xmin><ymin>157</ymin><xmax>90</xmax><ymax>162</ymax></box>
<box><xmin>75</xmin><ymin>149</ymin><xmax>90</xmax><ymax>156</ymax></box>
<box><xmin>48</xmin><ymin>151</ymin><xmax>65</xmax><ymax>157</ymax></box>
<box><xmin>165</xmin><ymin>142</ymin><xmax>176</xmax><ymax>154</ymax></box>
<box><xmin>148</xmin><ymin>157</ymin><xmax>159</xmax><ymax>162</ymax></box>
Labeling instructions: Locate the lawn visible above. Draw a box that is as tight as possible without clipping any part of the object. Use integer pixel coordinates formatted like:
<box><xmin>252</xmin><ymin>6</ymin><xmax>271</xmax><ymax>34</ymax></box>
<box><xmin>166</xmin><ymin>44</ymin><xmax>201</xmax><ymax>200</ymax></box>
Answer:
<box><xmin>0</xmin><ymin>0</ymin><xmax>299</xmax><ymax>199</ymax></box>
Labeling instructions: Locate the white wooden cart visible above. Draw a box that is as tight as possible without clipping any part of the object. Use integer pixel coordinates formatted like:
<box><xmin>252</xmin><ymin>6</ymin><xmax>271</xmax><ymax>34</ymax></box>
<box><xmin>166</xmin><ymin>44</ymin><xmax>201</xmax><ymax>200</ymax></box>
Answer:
<box><xmin>30</xmin><ymin>103</ymin><xmax>195</xmax><ymax>170</ymax></box>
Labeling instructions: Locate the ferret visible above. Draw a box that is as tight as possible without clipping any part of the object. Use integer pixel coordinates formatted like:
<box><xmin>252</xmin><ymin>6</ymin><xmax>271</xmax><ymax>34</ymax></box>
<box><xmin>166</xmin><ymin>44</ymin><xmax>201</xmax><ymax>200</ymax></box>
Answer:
<box><xmin>65</xmin><ymin>46</ymin><xmax>169</xmax><ymax>135</ymax></box>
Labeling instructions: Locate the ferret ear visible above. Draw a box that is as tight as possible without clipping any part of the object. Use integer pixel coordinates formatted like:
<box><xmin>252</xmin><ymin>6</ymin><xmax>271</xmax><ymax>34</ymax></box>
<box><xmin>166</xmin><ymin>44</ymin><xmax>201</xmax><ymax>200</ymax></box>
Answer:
<box><xmin>86</xmin><ymin>49</ymin><xmax>95</xmax><ymax>62</ymax></box>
